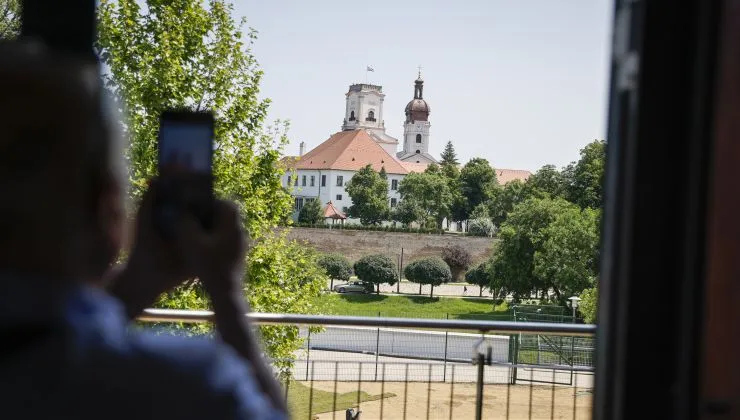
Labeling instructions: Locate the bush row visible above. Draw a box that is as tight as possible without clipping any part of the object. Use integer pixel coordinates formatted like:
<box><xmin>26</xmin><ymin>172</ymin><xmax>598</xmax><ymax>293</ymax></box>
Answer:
<box><xmin>292</xmin><ymin>222</ymin><xmax>492</xmax><ymax>236</ymax></box>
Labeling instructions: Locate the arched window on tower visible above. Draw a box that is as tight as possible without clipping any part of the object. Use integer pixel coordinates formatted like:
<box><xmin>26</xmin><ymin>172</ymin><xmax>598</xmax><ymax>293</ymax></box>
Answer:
<box><xmin>416</xmin><ymin>134</ymin><xmax>422</xmax><ymax>143</ymax></box>
<box><xmin>366</xmin><ymin>110</ymin><xmax>376</xmax><ymax>122</ymax></box>
<box><xmin>416</xmin><ymin>150</ymin><xmax>421</xmax><ymax>154</ymax></box>
<box><xmin>349</xmin><ymin>111</ymin><xmax>355</xmax><ymax>121</ymax></box>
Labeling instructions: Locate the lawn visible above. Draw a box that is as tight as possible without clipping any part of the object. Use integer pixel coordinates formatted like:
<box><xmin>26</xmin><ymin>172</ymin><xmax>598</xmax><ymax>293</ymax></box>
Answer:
<box><xmin>287</xmin><ymin>380</ymin><xmax>395</xmax><ymax>419</ymax></box>
<box><xmin>312</xmin><ymin>293</ymin><xmax>511</xmax><ymax>320</ymax></box>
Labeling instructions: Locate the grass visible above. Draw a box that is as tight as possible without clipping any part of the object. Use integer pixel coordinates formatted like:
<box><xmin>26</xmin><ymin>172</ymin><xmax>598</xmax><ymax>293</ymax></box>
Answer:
<box><xmin>287</xmin><ymin>381</ymin><xmax>395</xmax><ymax>419</ymax></box>
<box><xmin>313</xmin><ymin>293</ymin><xmax>511</xmax><ymax>320</ymax></box>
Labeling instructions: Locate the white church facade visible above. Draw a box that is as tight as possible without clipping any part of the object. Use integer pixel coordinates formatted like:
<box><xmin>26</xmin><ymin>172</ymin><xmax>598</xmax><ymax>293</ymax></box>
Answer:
<box><xmin>283</xmin><ymin>73</ymin><xmax>530</xmax><ymax>224</ymax></box>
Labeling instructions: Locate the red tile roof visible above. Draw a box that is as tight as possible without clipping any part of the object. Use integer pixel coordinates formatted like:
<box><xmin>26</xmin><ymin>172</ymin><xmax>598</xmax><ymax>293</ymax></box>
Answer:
<box><xmin>400</xmin><ymin>161</ymin><xmax>430</xmax><ymax>173</ymax></box>
<box><xmin>323</xmin><ymin>201</ymin><xmax>347</xmax><ymax>219</ymax></box>
<box><xmin>290</xmin><ymin>130</ymin><xmax>409</xmax><ymax>175</ymax></box>
<box><xmin>495</xmin><ymin>168</ymin><xmax>532</xmax><ymax>184</ymax></box>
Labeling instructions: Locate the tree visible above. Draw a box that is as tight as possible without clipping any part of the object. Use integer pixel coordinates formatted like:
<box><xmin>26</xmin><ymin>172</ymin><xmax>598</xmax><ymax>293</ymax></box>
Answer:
<box><xmin>467</xmin><ymin>218</ymin><xmax>496</xmax><ymax>237</ymax></box>
<box><xmin>490</xmin><ymin>197</ymin><xmax>575</xmax><ymax>300</ymax></box>
<box><xmin>97</xmin><ymin>0</ymin><xmax>325</xmax><ymax>374</ymax></box>
<box><xmin>353</xmin><ymin>254</ymin><xmax>398</xmax><ymax>293</ymax></box>
<box><xmin>441</xmin><ymin>244</ymin><xmax>473</xmax><ymax>282</ymax></box>
<box><xmin>459</xmin><ymin>158</ymin><xmax>498</xmax><ymax>220</ymax></box>
<box><xmin>465</xmin><ymin>262</ymin><xmax>505</xmax><ymax>298</ymax></box>
<box><xmin>404</xmin><ymin>257</ymin><xmax>452</xmax><ymax>297</ymax></box>
<box><xmin>578</xmin><ymin>286</ymin><xmax>598</xmax><ymax>323</ymax></box>
<box><xmin>533</xmin><ymin>206</ymin><xmax>600</xmax><ymax>300</ymax></box>
<box><xmin>491</xmin><ymin>196</ymin><xmax>600</xmax><ymax>304</ymax></box>
<box><xmin>391</xmin><ymin>199</ymin><xmax>422</xmax><ymax>227</ymax></box>
<box><xmin>526</xmin><ymin>164</ymin><xmax>567</xmax><ymax>199</ymax></box>
<box><xmin>0</xmin><ymin>0</ymin><xmax>20</xmax><ymax>40</ymax></box>
<box><xmin>298</xmin><ymin>198</ymin><xmax>323</xmax><ymax>225</ymax></box>
<box><xmin>440</xmin><ymin>141</ymin><xmax>459</xmax><ymax>166</ymax></box>
<box><xmin>564</xmin><ymin>140</ymin><xmax>606</xmax><ymax>209</ymax></box>
<box><xmin>488</xmin><ymin>179</ymin><xmax>543</xmax><ymax>226</ymax></box>
<box><xmin>317</xmin><ymin>253</ymin><xmax>352</xmax><ymax>290</ymax></box>
<box><xmin>345</xmin><ymin>164</ymin><xmax>390</xmax><ymax>225</ymax></box>
<box><xmin>398</xmin><ymin>169</ymin><xmax>452</xmax><ymax>228</ymax></box>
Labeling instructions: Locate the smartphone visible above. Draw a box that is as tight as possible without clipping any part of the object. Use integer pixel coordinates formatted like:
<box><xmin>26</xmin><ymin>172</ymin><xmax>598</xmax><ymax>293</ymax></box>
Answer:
<box><xmin>155</xmin><ymin>109</ymin><xmax>215</xmax><ymax>237</ymax></box>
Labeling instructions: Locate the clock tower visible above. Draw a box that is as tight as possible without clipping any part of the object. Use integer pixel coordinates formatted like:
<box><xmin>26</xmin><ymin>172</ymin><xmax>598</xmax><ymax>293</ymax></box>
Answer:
<box><xmin>398</xmin><ymin>72</ymin><xmax>436</xmax><ymax>164</ymax></box>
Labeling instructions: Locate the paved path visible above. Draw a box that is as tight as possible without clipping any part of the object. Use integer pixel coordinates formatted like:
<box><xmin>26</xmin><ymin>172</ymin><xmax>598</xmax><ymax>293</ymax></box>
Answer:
<box><xmin>292</xmin><ymin>349</ymin><xmax>594</xmax><ymax>388</ymax></box>
<box><xmin>327</xmin><ymin>279</ymin><xmax>494</xmax><ymax>298</ymax></box>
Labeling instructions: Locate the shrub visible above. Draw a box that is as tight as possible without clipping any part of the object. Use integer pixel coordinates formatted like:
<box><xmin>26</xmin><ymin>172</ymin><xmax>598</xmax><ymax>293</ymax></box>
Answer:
<box><xmin>353</xmin><ymin>254</ymin><xmax>398</xmax><ymax>293</ymax></box>
<box><xmin>442</xmin><ymin>244</ymin><xmax>473</xmax><ymax>282</ymax></box>
<box><xmin>298</xmin><ymin>198</ymin><xmax>324</xmax><ymax>225</ymax></box>
<box><xmin>468</xmin><ymin>218</ymin><xmax>497</xmax><ymax>237</ymax></box>
<box><xmin>578</xmin><ymin>287</ymin><xmax>598</xmax><ymax>323</ymax></box>
<box><xmin>404</xmin><ymin>257</ymin><xmax>452</xmax><ymax>297</ymax></box>
<box><xmin>317</xmin><ymin>253</ymin><xmax>353</xmax><ymax>289</ymax></box>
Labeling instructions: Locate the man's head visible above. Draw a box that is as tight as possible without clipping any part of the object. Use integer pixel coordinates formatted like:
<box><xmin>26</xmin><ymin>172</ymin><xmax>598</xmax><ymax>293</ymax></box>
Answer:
<box><xmin>0</xmin><ymin>41</ymin><xmax>126</xmax><ymax>284</ymax></box>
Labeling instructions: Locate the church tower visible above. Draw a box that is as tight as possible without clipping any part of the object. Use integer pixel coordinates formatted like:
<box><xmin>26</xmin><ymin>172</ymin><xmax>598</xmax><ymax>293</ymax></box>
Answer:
<box><xmin>398</xmin><ymin>72</ymin><xmax>436</xmax><ymax>164</ymax></box>
<box><xmin>341</xmin><ymin>82</ymin><xmax>399</xmax><ymax>154</ymax></box>
<box><xmin>341</xmin><ymin>83</ymin><xmax>385</xmax><ymax>132</ymax></box>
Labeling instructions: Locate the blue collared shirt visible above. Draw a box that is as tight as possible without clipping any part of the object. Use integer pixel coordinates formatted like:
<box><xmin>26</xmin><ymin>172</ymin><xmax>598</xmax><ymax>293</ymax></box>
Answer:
<box><xmin>0</xmin><ymin>279</ymin><xmax>285</xmax><ymax>420</ymax></box>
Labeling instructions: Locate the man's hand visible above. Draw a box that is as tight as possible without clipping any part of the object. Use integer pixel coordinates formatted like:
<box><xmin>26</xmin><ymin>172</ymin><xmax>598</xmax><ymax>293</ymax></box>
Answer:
<box><xmin>107</xmin><ymin>180</ymin><xmax>197</xmax><ymax>318</ymax></box>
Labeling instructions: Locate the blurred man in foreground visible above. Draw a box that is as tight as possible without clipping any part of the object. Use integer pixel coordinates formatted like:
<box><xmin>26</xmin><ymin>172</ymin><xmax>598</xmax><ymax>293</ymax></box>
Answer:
<box><xmin>0</xmin><ymin>42</ymin><xmax>286</xmax><ymax>419</ymax></box>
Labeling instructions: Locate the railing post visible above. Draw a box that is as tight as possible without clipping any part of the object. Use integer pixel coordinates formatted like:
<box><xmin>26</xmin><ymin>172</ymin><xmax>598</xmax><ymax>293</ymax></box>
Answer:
<box><xmin>443</xmin><ymin>313</ymin><xmax>449</xmax><ymax>382</ymax></box>
<box><xmin>474</xmin><ymin>342</ymin><xmax>491</xmax><ymax>420</ymax></box>
<box><xmin>305</xmin><ymin>328</ymin><xmax>311</xmax><ymax>381</ymax></box>
<box><xmin>375</xmin><ymin>311</ymin><xmax>380</xmax><ymax>381</ymax></box>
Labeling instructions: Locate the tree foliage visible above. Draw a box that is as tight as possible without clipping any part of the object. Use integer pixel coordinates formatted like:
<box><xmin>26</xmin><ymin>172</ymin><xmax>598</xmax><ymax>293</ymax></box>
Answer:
<box><xmin>398</xmin><ymin>167</ymin><xmax>452</xmax><ymax>228</ymax></box>
<box><xmin>317</xmin><ymin>253</ymin><xmax>352</xmax><ymax>289</ymax></box>
<box><xmin>441</xmin><ymin>244</ymin><xmax>472</xmax><ymax>282</ymax></box>
<box><xmin>468</xmin><ymin>218</ymin><xmax>496</xmax><ymax>237</ymax></box>
<box><xmin>578</xmin><ymin>286</ymin><xmax>598</xmax><ymax>323</ymax></box>
<box><xmin>488</xmin><ymin>180</ymin><xmax>543</xmax><ymax>227</ymax></box>
<box><xmin>459</xmin><ymin>158</ymin><xmax>498</xmax><ymax>220</ymax></box>
<box><xmin>391</xmin><ymin>199</ymin><xmax>422</xmax><ymax>227</ymax></box>
<box><xmin>298</xmin><ymin>198</ymin><xmax>323</xmax><ymax>225</ymax></box>
<box><xmin>526</xmin><ymin>164</ymin><xmax>567</xmax><ymax>199</ymax></box>
<box><xmin>533</xmin><ymin>206</ymin><xmax>600</xmax><ymax>299</ymax></box>
<box><xmin>440</xmin><ymin>141</ymin><xmax>459</xmax><ymax>166</ymax></box>
<box><xmin>0</xmin><ymin>0</ymin><xmax>20</xmax><ymax>40</ymax></box>
<box><xmin>564</xmin><ymin>140</ymin><xmax>606</xmax><ymax>209</ymax></box>
<box><xmin>404</xmin><ymin>257</ymin><xmax>452</xmax><ymax>297</ymax></box>
<box><xmin>97</xmin><ymin>0</ymin><xmax>324</xmax><ymax>373</ymax></box>
<box><xmin>345</xmin><ymin>164</ymin><xmax>390</xmax><ymax>225</ymax></box>
<box><xmin>465</xmin><ymin>262</ymin><xmax>505</xmax><ymax>298</ymax></box>
<box><xmin>353</xmin><ymin>254</ymin><xmax>398</xmax><ymax>293</ymax></box>
<box><xmin>491</xmin><ymin>197</ymin><xmax>585</xmax><ymax>302</ymax></box>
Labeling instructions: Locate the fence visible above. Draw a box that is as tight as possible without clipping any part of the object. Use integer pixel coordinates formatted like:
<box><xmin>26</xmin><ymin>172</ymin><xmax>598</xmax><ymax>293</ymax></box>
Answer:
<box><xmin>139</xmin><ymin>310</ymin><xmax>596</xmax><ymax>420</ymax></box>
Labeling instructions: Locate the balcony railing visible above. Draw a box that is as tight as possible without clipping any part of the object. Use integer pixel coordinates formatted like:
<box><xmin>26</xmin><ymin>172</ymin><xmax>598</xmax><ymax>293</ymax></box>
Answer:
<box><xmin>139</xmin><ymin>310</ymin><xmax>596</xmax><ymax>420</ymax></box>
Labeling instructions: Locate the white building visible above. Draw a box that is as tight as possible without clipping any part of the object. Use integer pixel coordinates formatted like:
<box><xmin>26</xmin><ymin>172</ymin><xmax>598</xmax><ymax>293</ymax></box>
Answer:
<box><xmin>283</xmin><ymin>74</ymin><xmax>531</xmax><ymax>224</ymax></box>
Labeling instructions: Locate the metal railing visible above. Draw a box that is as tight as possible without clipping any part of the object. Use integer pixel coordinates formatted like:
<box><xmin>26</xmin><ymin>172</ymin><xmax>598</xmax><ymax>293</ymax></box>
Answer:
<box><xmin>138</xmin><ymin>310</ymin><xmax>596</xmax><ymax>420</ymax></box>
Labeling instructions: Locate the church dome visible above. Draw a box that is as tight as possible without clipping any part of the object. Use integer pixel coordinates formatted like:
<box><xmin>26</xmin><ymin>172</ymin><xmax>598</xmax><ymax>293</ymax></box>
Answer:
<box><xmin>405</xmin><ymin>77</ymin><xmax>430</xmax><ymax>122</ymax></box>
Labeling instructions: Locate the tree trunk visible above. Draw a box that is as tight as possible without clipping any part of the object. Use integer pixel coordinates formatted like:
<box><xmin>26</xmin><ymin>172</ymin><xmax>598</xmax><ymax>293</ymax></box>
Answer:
<box><xmin>330</xmin><ymin>279</ymin><xmax>334</xmax><ymax>290</ymax></box>
<box><xmin>376</xmin><ymin>283</ymin><xmax>380</xmax><ymax>294</ymax></box>
<box><xmin>419</xmin><ymin>283</ymin><xmax>422</xmax><ymax>295</ymax></box>
<box><xmin>479</xmin><ymin>287</ymin><xmax>483</xmax><ymax>297</ymax></box>
<box><xmin>430</xmin><ymin>285</ymin><xmax>434</xmax><ymax>298</ymax></box>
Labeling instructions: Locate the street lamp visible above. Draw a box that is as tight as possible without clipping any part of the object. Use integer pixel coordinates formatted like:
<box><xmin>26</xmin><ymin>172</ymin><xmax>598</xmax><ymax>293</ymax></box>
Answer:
<box><xmin>568</xmin><ymin>296</ymin><xmax>582</xmax><ymax>322</ymax></box>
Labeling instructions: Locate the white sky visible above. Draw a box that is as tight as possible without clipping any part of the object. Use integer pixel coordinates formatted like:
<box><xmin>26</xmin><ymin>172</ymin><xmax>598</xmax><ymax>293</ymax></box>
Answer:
<box><xmin>236</xmin><ymin>0</ymin><xmax>614</xmax><ymax>172</ymax></box>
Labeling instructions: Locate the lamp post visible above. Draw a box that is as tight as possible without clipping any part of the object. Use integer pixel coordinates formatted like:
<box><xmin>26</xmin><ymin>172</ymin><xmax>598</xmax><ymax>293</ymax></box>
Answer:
<box><xmin>568</xmin><ymin>296</ymin><xmax>582</xmax><ymax>322</ymax></box>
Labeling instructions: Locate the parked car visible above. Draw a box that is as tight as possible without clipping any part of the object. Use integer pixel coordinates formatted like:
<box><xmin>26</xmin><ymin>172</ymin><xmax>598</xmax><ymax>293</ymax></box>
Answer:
<box><xmin>333</xmin><ymin>280</ymin><xmax>373</xmax><ymax>294</ymax></box>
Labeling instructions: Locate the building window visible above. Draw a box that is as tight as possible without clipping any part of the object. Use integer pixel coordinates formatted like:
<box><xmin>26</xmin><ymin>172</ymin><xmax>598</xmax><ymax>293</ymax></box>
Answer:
<box><xmin>294</xmin><ymin>197</ymin><xmax>304</xmax><ymax>211</ymax></box>
<box><xmin>342</xmin><ymin>206</ymin><xmax>349</xmax><ymax>214</ymax></box>
<box><xmin>287</xmin><ymin>175</ymin><xmax>292</xmax><ymax>186</ymax></box>
<box><xmin>391</xmin><ymin>198</ymin><xmax>397</xmax><ymax>208</ymax></box>
<box><xmin>301</xmin><ymin>175</ymin><xmax>307</xmax><ymax>186</ymax></box>
<box><xmin>294</xmin><ymin>176</ymin><xmax>298</xmax><ymax>186</ymax></box>
<box><xmin>391</xmin><ymin>179</ymin><xmax>398</xmax><ymax>190</ymax></box>
<box><xmin>310</xmin><ymin>175</ymin><xmax>315</xmax><ymax>187</ymax></box>
<box><xmin>336</xmin><ymin>175</ymin><xmax>344</xmax><ymax>186</ymax></box>
<box><xmin>366</xmin><ymin>110</ymin><xmax>376</xmax><ymax>122</ymax></box>
<box><xmin>349</xmin><ymin>110</ymin><xmax>356</xmax><ymax>121</ymax></box>
<box><xmin>416</xmin><ymin>134</ymin><xmax>422</xmax><ymax>143</ymax></box>
<box><xmin>321</xmin><ymin>174</ymin><xmax>326</xmax><ymax>187</ymax></box>
<box><xmin>336</xmin><ymin>194</ymin><xmax>342</xmax><ymax>201</ymax></box>
<box><xmin>416</xmin><ymin>150</ymin><xmax>421</xmax><ymax>154</ymax></box>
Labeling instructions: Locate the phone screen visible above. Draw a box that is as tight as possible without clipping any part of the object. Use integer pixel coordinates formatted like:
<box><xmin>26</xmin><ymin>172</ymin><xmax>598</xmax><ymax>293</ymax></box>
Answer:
<box><xmin>159</xmin><ymin>120</ymin><xmax>212</xmax><ymax>176</ymax></box>
<box><xmin>156</xmin><ymin>111</ymin><xmax>215</xmax><ymax>235</ymax></box>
